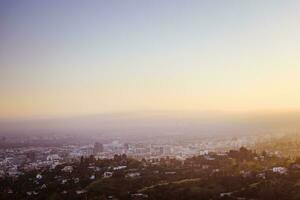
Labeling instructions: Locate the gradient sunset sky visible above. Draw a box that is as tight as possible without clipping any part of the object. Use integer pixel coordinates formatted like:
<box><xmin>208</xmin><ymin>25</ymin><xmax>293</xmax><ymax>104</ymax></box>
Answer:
<box><xmin>1</xmin><ymin>0</ymin><xmax>300</xmax><ymax>119</ymax></box>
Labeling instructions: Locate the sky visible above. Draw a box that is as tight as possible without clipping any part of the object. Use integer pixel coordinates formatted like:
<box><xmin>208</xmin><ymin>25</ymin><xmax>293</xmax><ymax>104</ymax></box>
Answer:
<box><xmin>0</xmin><ymin>0</ymin><xmax>300</xmax><ymax>119</ymax></box>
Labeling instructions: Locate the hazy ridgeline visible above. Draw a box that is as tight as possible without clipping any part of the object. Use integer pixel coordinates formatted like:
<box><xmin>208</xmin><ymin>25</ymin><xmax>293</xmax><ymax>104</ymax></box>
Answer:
<box><xmin>1</xmin><ymin>111</ymin><xmax>300</xmax><ymax>139</ymax></box>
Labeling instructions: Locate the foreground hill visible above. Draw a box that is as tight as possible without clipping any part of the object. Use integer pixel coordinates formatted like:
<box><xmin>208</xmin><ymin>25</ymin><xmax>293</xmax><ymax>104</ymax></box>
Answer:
<box><xmin>1</xmin><ymin>148</ymin><xmax>300</xmax><ymax>200</ymax></box>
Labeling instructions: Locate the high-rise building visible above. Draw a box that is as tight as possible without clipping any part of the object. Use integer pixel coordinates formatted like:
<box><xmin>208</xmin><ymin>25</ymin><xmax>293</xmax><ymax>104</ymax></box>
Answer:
<box><xmin>94</xmin><ymin>142</ymin><xmax>104</xmax><ymax>154</ymax></box>
<box><xmin>124</xmin><ymin>143</ymin><xmax>129</xmax><ymax>150</ymax></box>
<box><xmin>159</xmin><ymin>147</ymin><xmax>164</xmax><ymax>155</ymax></box>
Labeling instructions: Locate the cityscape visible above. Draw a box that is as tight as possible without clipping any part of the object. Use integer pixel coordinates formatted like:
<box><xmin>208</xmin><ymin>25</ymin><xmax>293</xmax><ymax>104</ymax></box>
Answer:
<box><xmin>1</xmin><ymin>0</ymin><xmax>300</xmax><ymax>199</ymax></box>
<box><xmin>1</xmin><ymin>132</ymin><xmax>300</xmax><ymax>199</ymax></box>
<box><xmin>0</xmin><ymin>135</ymin><xmax>263</xmax><ymax>178</ymax></box>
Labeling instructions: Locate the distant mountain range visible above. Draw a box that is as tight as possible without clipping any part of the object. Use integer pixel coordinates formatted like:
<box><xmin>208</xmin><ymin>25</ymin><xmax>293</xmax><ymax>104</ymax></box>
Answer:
<box><xmin>1</xmin><ymin>111</ymin><xmax>300</xmax><ymax>138</ymax></box>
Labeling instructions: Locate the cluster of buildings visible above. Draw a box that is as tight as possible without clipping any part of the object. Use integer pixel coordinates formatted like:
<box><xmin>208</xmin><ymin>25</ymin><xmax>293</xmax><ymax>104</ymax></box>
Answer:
<box><xmin>1</xmin><ymin>139</ymin><xmax>298</xmax><ymax>200</ymax></box>
<box><xmin>0</xmin><ymin>135</ymin><xmax>263</xmax><ymax>179</ymax></box>
<box><xmin>0</xmin><ymin>146</ymin><xmax>73</xmax><ymax>178</ymax></box>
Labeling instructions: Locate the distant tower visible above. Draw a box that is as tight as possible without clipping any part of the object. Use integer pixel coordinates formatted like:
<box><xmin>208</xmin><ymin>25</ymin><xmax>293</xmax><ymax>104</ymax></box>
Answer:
<box><xmin>93</xmin><ymin>142</ymin><xmax>103</xmax><ymax>154</ymax></box>
<box><xmin>124</xmin><ymin>143</ymin><xmax>129</xmax><ymax>150</ymax></box>
<box><xmin>159</xmin><ymin>147</ymin><xmax>164</xmax><ymax>155</ymax></box>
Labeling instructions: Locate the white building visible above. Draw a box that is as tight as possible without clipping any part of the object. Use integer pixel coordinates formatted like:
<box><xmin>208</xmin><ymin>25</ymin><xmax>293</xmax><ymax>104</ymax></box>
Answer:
<box><xmin>47</xmin><ymin>154</ymin><xmax>61</xmax><ymax>161</ymax></box>
<box><xmin>272</xmin><ymin>167</ymin><xmax>288</xmax><ymax>174</ymax></box>
<box><xmin>103</xmin><ymin>171</ymin><xmax>113</xmax><ymax>178</ymax></box>
<box><xmin>113</xmin><ymin>165</ymin><xmax>127</xmax><ymax>171</ymax></box>
<box><xmin>36</xmin><ymin>174</ymin><xmax>42</xmax><ymax>179</ymax></box>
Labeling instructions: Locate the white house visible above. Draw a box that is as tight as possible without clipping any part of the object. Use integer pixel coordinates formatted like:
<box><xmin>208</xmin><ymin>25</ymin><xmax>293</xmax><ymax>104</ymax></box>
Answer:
<box><xmin>103</xmin><ymin>171</ymin><xmax>113</xmax><ymax>178</ymax></box>
<box><xmin>272</xmin><ymin>167</ymin><xmax>288</xmax><ymax>174</ymax></box>
<box><xmin>36</xmin><ymin>174</ymin><xmax>42</xmax><ymax>180</ymax></box>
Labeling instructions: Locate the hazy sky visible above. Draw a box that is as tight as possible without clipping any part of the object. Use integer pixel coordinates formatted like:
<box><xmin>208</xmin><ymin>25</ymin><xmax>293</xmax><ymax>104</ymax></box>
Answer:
<box><xmin>1</xmin><ymin>0</ymin><xmax>300</xmax><ymax>119</ymax></box>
